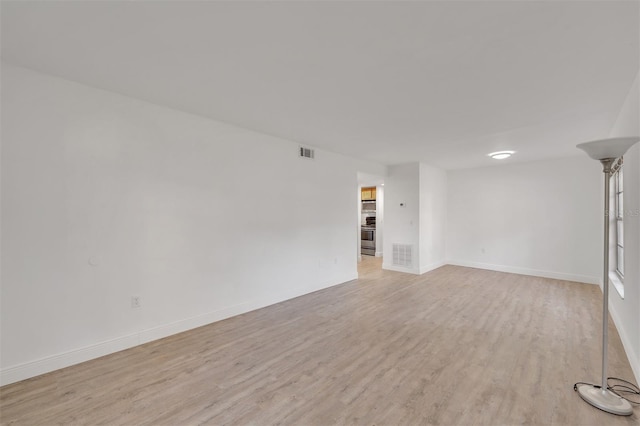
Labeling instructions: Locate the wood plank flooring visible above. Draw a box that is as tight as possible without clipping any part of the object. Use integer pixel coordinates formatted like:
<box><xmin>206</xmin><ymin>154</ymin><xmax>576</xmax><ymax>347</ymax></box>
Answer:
<box><xmin>1</xmin><ymin>257</ymin><xmax>638</xmax><ymax>425</ymax></box>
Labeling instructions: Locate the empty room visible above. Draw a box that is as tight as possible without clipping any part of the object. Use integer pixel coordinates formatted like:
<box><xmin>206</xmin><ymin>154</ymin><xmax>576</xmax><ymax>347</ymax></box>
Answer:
<box><xmin>1</xmin><ymin>1</ymin><xmax>639</xmax><ymax>425</ymax></box>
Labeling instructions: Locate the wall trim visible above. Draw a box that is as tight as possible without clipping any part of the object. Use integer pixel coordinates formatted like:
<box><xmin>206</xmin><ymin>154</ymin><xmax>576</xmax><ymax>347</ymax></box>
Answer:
<box><xmin>138</xmin><ymin>302</ymin><xmax>254</xmax><ymax>345</ymax></box>
<box><xmin>446</xmin><ymin>259</ymin><xmax>599</xmax><ymax>285</ymax></box>
<box><xmin>419</xmin><ymin>261</ymin><xmax>445</xmax><ymax>275</ymax></box>
<box><xmin>608</xmin><ymin>295</ymin><xmax>640</xmax><ymax>386</ymax></box>
<box><xmin>382</xmin><ymin>262</ymin><xmax>445</xmax><ymax>275</ymax></box>
<box><xmin>0</xmin><ymin>334</ymin><xmax>140</xmax><ymax>387</ymax></box>
<box><xmin>382</xmin><ymin>263</ymin><xmax>420</xmax><ymax>275</ymax></box>
<box><xmin>0</xmin><ymin>301</ymin><xmax>252</xmax><ymax>386</ymax></box>
<box><xmin>447</xmin><ymin>260</ymin><xmax>640</xmax><ymax>380</ymax></box>
<box><xmin>0</xmin><ymin>274</ymin><xmax>357</xmax><ymax>386</ymax></box>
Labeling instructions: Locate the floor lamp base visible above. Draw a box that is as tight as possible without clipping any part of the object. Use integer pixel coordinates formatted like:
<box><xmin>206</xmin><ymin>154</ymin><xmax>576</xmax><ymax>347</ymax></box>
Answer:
<box><xmin>576</xmin><ymin>384</ymin><xmax>633</xmax><ymax>416</ymax></box>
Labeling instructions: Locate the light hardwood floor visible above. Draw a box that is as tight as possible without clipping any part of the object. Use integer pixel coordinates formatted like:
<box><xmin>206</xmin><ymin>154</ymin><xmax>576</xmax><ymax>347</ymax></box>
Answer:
<box><xmin>1</xmin><ymin>257</ymin><xmax>638</xmax><ymax>425</ymax></box>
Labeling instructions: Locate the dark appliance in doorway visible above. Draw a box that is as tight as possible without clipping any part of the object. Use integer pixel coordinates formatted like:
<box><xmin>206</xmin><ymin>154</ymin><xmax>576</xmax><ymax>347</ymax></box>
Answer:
<box><xmin>362</xmin><ymin>200</ymin><xmax>376</xmax><ymax>212</ymax></box>
<box><xmin>361</xmin><ymin>191</ymin><xmax>377</xmax><ymax>256</ymax></box>
<box><xmin>361</xmin><ymin>226</ymin><xmax>376</xmax><ymax>256</ymax></box>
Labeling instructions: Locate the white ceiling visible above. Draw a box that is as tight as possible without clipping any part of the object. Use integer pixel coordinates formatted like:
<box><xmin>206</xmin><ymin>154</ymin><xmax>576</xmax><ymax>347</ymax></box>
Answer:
<box><xmin>1</xmin><ymin>1</ymin><xmax>638</xmax><ymax>169</ymax></box>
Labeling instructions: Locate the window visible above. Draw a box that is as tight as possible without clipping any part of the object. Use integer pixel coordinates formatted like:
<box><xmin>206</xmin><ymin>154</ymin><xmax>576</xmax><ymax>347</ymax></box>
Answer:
<box><xmin>610</xmin><ymin>158</ymin><xmax>625</xmax><ymax>298</ymax></box>
<box><xmin>614</xmin><ymin>165</ymin><xmax>624</xmax><ymax>278</ymax></box>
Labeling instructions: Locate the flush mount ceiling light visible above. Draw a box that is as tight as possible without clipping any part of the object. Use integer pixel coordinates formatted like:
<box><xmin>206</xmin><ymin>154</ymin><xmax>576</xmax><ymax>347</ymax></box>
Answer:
<box><xmin>488</xmin><ymin>151</ymin><xmax>515</xmax><ymax>160</ymax></box>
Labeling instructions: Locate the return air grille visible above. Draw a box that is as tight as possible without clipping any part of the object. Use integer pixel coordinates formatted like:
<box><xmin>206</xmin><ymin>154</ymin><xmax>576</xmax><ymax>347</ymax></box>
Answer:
<box><xmin>392</xmin><ymin>244</ymin><xmax>413</xmax><ymax>267</ymax></box>
<box><xmin>299</xmin><ymin>146</ymin><xmax>315</xmax><ymax>159</ymax></box>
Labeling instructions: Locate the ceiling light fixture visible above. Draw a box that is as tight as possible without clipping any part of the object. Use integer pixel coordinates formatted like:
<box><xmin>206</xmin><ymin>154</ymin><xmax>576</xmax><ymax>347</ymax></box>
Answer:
<box><xmin>488</xmin><ymin>150</ymin><xmax>515</xmax><ymax>160</ymax></box>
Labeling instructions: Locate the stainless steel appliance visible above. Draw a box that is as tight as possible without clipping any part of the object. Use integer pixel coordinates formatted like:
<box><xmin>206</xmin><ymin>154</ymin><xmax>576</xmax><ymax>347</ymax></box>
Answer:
<box><xmin>361</xmin><ymin>200</ymin><xmax>376</xmax><ymax>256</ymax></box>
<box><xmin>362</xmin><ymin>200</ymin><xmax>376</xmax><ymax>212</ymax></box>
<box><xmin>361</xmin><ymin>226</ymin><xmax>376</xmax><ymax>256</ymax></box>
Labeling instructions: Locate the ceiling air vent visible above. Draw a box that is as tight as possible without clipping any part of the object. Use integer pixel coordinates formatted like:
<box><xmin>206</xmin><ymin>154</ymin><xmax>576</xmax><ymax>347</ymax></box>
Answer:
<box><xmin>392</xmin><ymin>244</ymin><xmax>413</xmax><ymax>267</ymax></box>
<box><xmin>299</xmin><ymin>146</ymin><xmax>315</xmax><ymax>159</ymax></box>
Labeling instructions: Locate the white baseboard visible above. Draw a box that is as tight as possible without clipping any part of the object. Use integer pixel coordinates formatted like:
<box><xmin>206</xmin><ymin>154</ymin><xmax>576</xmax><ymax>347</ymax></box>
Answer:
<box><xmin>382</xmin><ymin>263</ymin><xmax>420</xmax><ymax>275</ymax></box>
<box><xmin>382</xmin><ymin>262</ymin><xmax>445</xmax><ymax>275</ymax></box>
<box><xmin>446</xmin><ymin>260</ymin><xmax>638</xmax><ymax>382</ymax></box>
<box><xmin>0</xmin><ymin>301</ymin><xmax>253</xmax><ymax>386</ymax></box>
<box><xmin>375</xmin><ymin>251</ymin><xmax>383</xmax><ymax>257</ymax></box>
<box><xmin>0</xmin><ymin>333</ymin><xmax>140</xmax><ymax>387</ymax></box>
<box><xmin>138</xmin><ymin>302</ymin><xmax>254</xmax><ymax>345</ymax></box>
<box><xmin>607</xmin><ymin>299</ymin><xmax>640</xmax><ymax>386</ymax></box>
<box><xmin>0</xmin><ymin>274</ymin><xmax>356</xmax><ymax>386</ymax></box>
<box><xmin>446</xmin><ymin>259</ymin><xmax>599</xmax><ymax>285</ymax></box>
<box><xmin>419</xmin><ymin>261</ymin><xmax>445</xmax><ymax>274</ymax></box>
<box><xmin>255</xmin><ymin>273</ymin><xmax>358</xmax><ymax>310</ymax></box>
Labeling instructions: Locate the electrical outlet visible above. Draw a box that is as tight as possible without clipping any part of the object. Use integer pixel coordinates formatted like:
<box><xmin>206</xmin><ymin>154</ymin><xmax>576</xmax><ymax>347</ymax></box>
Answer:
<box><xmin>131</xmin><ymin>296</ymin><xmax>141</xmax><ymax>309</ymax></box>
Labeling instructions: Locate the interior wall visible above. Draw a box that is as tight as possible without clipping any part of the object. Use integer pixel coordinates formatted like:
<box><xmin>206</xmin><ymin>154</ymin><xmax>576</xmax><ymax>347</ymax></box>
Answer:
<box><xmin>419</xmin><ymin>164</ymin><xmax>447</xmax><ymax>273</ymax></box>
<box><xmin>382</xmin><ymin>163</ymin><xmax>420</xmax><ymax>273</ymax></box>
<box><xmin>446</xmin><ymin>157</ymin><xmax>601</xmax><ymax>284</ymax></box>
<box><xmin>0</xmin><ymin>64</ymin><xmax>386</xmax><ymax>385</ymax></box>
<box><xmin>607</xmin><ymin>71</ymin><xmax>640</xmax><ymax>383</ymax></box>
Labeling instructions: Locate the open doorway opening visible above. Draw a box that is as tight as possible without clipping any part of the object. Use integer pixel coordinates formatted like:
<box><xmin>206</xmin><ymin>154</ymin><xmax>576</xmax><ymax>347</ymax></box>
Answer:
<box><xmin>357</xmin><ymin>173</ymin><xmax>385</xmax><ymax>273</ymax></box>
<box><xmin>360</xmin><ymin>186</ymin><xmax>377</xmax><ymax>257</ymax></box>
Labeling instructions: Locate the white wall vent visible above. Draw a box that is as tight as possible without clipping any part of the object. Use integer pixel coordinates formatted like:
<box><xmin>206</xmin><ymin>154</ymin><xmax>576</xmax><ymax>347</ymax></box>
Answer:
<box><xmin>392</xmin><ymin>244</ymin><xmax>413</xmax><ymax>267</ymax></box>
<box><xmin>299</xmin><ymin>146</ymin><xmax>315</xmax><ymax>159</ymax></box>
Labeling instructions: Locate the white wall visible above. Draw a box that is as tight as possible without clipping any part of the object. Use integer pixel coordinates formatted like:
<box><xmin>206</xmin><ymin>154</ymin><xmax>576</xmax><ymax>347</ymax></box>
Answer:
<box><xmin>608</xmin><ymin>71</ymin><xmax>640</xmax><ymax>383</ymax></box>
<box><xmin>419</xmin><ymin>164</ymin><xmax>447</xmax><ymax>273</ymax></box>
<box><xmin>446</xmin><ymin>157</ymin><xmax>601</xmax><ymax>284</ymax></box>
<box><xmin>383</xmin><ymin>163</ymin><xmax>420</xmax><ymax>273</ymax></box>
<box><xmin>0</xmin><ymin>64</ymin><xmax>386</xmax><ymax>385</ymax></box>
<box><xmin>383</xmin><ymin>163</ymin><xmax>446</xmax><ymax>274</ymax></box>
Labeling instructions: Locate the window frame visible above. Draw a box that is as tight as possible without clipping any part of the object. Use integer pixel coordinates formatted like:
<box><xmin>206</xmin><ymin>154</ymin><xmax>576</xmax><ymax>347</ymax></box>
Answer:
<box><xmin>609</xmin><ymin>157</ymin><xmax>625</xmax><ymax>299</ymax></box>
<box><xmin>613</xmin><ymin>165</ymin><xmax>624</xmax><ymax>279</ymax></box>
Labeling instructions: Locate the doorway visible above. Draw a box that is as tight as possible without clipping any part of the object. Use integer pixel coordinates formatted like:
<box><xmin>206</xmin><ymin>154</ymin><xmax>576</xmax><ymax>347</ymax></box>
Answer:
<box><xmin>357</xmin><ymin>173</ymin><xmax>385</xmax><ymax>269</ymax></box>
